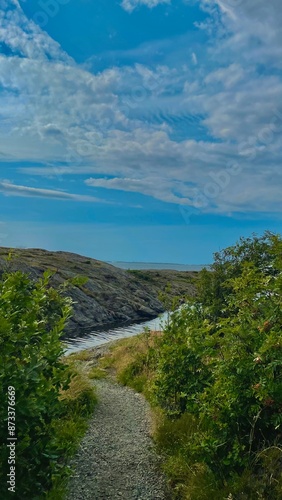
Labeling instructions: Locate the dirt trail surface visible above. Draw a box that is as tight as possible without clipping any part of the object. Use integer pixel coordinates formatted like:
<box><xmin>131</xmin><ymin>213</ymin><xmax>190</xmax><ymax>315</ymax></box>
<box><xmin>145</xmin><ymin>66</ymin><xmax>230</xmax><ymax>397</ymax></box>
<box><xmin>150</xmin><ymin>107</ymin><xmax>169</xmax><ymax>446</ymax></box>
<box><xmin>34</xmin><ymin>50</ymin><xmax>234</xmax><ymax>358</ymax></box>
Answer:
<box><xmin>66</xmin><ymin>378</ymin><xmax>168</xmax><ymax>500</ymax></box>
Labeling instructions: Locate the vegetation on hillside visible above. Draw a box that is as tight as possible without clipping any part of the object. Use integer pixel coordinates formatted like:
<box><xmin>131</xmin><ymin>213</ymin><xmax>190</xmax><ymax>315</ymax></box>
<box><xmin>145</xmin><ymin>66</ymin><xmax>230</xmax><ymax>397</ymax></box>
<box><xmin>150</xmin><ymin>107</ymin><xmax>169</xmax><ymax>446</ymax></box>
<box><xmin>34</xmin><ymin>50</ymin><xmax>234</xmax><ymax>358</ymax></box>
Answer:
<box><xmin>0</xmin><ymin>264</ymin><xmax>96</xmax><ymax>499</ymax></box>
<box><xmin>93</xmin><ymin>232</ymin><xmax>282</xmax><ymax>499</ymax></box>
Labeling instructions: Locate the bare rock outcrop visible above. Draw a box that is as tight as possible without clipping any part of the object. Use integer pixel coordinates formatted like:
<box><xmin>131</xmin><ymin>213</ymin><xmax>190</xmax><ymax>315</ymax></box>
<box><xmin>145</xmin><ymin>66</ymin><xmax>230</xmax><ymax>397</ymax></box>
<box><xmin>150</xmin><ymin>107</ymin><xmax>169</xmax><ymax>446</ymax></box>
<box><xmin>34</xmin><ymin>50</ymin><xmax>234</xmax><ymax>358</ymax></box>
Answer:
<box><xmin>0</xmin><ymin>247</ymin><xmax>196</xmax><ymax>336</ymax></box>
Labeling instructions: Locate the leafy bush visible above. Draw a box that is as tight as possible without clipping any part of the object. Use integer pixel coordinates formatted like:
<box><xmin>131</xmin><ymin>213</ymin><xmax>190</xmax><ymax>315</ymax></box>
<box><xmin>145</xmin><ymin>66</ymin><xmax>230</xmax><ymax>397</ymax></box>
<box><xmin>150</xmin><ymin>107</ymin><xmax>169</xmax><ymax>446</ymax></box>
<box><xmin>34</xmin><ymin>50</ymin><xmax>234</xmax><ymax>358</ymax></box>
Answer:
<box><xmin>196</xmin><ymin>230</ymin><xmax>279</xmax><ymax>319</ymax></box>
<box><xmin>154</xmin><ymin>232</ymin><xmax>282</xmax><ymax>497</ymax></box>
<box><xmin>0</xmin><ymin>267</ymin><xmax>74</xmax><ymax>498</ymax></box>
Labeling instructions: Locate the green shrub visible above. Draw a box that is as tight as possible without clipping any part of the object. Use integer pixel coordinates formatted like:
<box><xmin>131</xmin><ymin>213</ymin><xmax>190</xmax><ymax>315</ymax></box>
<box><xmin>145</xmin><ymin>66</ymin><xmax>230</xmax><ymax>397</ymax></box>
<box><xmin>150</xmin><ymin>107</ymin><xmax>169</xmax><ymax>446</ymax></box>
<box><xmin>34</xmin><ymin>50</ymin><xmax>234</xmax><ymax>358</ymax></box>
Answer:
<box><xmin>154</xmin><ymin>232</ymin><xmax>282</xmax><ymax>497</ymax></box>
<box><xmin>0</xmin><ymin>268</ymin><xmax>73</xmax><ymax>498</ymax></box>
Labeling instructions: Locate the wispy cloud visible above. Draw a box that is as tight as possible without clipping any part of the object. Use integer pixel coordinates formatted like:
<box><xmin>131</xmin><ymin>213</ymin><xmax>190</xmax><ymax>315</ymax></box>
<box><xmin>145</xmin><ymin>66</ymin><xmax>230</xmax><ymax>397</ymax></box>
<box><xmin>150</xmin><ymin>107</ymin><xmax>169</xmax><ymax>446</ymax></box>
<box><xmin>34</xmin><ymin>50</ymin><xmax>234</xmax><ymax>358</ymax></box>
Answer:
<box><xmin>0</xmin><ymin>0</ymin><xmax>73</xmax><ymax>62</ymax></box>
<box><xmin>85</xmin><ymin>176</ymin><xmax>192</xmax><ymax>205</ymax></box>
<box><xmin>0</xmin><ymin>181</ymin><xmax>107</xmax><ymax>202</ymax></box>
<box><xmin>121</xmin><ymin>0</ymin><xmax>170</xmax><ymax>13</ymax></box>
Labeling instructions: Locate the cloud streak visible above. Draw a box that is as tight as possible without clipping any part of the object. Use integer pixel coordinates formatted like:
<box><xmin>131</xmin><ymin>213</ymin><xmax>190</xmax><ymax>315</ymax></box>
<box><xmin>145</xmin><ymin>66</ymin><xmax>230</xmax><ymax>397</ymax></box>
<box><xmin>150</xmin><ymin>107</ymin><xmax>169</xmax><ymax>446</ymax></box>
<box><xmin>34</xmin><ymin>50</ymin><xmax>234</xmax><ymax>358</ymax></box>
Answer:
<box><xmin>121</xmin><ymin>0</ymin><xmax>170</xmax><ymax>13</ymax></box>
<box><xmin>0</xmin><ymin>182</ymin><xmax>107</xmax><ymax>203</ymax></box>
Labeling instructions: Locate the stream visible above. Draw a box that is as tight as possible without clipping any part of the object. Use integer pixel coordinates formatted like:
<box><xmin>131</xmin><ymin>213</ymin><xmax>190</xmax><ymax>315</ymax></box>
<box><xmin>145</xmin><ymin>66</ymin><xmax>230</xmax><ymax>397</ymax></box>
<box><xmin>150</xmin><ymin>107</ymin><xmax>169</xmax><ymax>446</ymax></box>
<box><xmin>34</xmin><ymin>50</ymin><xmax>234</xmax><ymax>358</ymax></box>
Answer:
<box><xmin>63</xmin><ymin>312</ymin><xmax>169</xmax><ymax>355</ymax></box>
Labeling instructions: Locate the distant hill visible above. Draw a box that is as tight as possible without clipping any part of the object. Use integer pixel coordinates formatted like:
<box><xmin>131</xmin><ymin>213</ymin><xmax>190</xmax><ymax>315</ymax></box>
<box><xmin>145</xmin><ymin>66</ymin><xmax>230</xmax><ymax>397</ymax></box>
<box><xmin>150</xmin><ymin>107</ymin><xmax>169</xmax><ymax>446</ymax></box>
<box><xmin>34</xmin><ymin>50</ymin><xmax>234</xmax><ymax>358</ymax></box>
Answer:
<box><xmin>0</xmin><ymin>247</ymin><xmax>197</xmax><ymax>337</ymax></box>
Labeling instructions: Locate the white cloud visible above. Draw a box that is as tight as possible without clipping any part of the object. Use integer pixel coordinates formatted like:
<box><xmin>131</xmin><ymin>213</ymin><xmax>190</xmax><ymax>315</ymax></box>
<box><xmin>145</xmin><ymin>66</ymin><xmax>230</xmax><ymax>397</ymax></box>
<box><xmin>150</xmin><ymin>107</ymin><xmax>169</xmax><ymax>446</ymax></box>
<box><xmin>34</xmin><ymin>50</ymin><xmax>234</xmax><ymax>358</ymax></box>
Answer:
<box><xmin>121</xmin><ymin>0</ymin><xmax>170</xmax><ymax>13</ymax></box>
<box><xmin>0</xmin><ymin>0</ymin><xmax>72</xmax><ymax>63</ymax></box>
<box><xmin>191</xmin><ymin>52</ymin><xmax>198</xmax><ymax>65</ymax></box>
<box><xmin>85</xmin><ymin>176</ymin><xmax>193</xmax><ymax>205</ymax></box>
<box><xmin>0</xmin><ymin>181</ymin><xmax>108</xmax><ymax>202</ymax></box>
<box><xmin>202</xmin><ymin>0</ymin><xmax>282</xmax><ymax>68</ymax></box>
<box><xmin>0</xmin><ymin>0</ymin><xmax>281</xmax><ymax>216</ymax></box>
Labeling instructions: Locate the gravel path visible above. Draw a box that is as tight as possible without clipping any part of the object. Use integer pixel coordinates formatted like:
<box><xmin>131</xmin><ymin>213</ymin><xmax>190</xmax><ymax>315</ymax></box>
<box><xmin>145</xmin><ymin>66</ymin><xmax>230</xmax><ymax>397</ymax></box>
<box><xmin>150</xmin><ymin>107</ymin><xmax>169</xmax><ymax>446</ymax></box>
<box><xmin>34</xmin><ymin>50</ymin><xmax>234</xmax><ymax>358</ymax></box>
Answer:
<box><xmin>66</xmin><ymin>378</ymin><xmax>168</xmax><ymax>500</ymax></box>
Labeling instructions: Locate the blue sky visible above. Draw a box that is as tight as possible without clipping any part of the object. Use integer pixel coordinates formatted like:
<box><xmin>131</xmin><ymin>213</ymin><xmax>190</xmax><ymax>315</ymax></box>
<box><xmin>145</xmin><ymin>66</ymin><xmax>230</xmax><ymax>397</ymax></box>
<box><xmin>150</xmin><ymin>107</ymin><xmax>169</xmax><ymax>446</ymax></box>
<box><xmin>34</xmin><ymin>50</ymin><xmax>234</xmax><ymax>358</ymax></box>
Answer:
<box><xmin>0</xmin><ymin>0</ymin><xmax>281</xmax><ymax>264</ymax></box>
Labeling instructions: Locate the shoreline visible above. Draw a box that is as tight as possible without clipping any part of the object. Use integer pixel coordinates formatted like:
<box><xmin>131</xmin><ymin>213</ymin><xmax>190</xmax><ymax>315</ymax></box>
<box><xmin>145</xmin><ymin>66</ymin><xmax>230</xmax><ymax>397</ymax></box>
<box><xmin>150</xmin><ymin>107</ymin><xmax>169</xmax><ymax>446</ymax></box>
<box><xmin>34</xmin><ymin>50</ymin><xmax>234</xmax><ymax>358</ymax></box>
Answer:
<box><xmin>63</xmin><ymin>314</ymin><xmax>166</xmax><ymax>355</ymax></box>
<box><xmin>63</xmin><ymin>310</ymin><xmax>162</xmax><ymax>340</ymax></box>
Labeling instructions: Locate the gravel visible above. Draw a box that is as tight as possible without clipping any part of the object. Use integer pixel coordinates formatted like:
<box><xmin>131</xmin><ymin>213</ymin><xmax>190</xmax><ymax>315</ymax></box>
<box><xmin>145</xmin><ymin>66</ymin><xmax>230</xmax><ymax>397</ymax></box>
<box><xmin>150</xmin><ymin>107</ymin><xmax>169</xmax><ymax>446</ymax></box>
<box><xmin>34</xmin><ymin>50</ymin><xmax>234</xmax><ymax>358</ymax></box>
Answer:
<box><xmin>66</xmin><ymin>378</ymin><xmax>168</xmax><ymax>500</ymax></box>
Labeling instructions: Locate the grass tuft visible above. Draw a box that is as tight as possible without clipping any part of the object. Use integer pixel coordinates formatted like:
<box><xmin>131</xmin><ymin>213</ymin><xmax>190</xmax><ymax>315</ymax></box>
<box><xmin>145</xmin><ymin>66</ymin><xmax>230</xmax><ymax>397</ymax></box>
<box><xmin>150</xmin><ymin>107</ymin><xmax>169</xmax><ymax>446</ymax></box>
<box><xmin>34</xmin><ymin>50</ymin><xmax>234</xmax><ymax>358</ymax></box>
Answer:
<box><xmin>67</xmin><ymin>350</ymin><xmax>95</xmax><ymax>362</ymax></box>
<box><xmin>88</xmin><ymin>367</ymin><xmax>107</xmax><ymax>379</ymax></box>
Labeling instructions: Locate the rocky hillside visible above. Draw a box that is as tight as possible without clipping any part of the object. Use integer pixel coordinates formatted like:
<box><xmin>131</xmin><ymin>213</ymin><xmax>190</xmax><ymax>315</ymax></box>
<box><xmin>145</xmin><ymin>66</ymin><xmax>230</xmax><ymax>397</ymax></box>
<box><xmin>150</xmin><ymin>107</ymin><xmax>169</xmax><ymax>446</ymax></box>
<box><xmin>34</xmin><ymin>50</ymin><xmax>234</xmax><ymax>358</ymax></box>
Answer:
<box><xmin>0</xmin><ymin>247</ymin><xmax>197</xmax><ymax>337</ymax></box>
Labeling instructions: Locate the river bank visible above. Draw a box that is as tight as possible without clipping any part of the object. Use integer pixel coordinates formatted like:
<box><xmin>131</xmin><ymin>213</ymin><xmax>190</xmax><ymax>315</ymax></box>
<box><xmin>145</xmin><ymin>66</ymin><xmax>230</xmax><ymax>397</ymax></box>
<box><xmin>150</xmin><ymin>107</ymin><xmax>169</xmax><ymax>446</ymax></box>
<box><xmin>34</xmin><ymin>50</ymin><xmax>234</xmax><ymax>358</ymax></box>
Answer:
<box><xmin>63</xmin><ymin>311</ymin><xmax>168</xmax><ymax>355</ymax></box>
